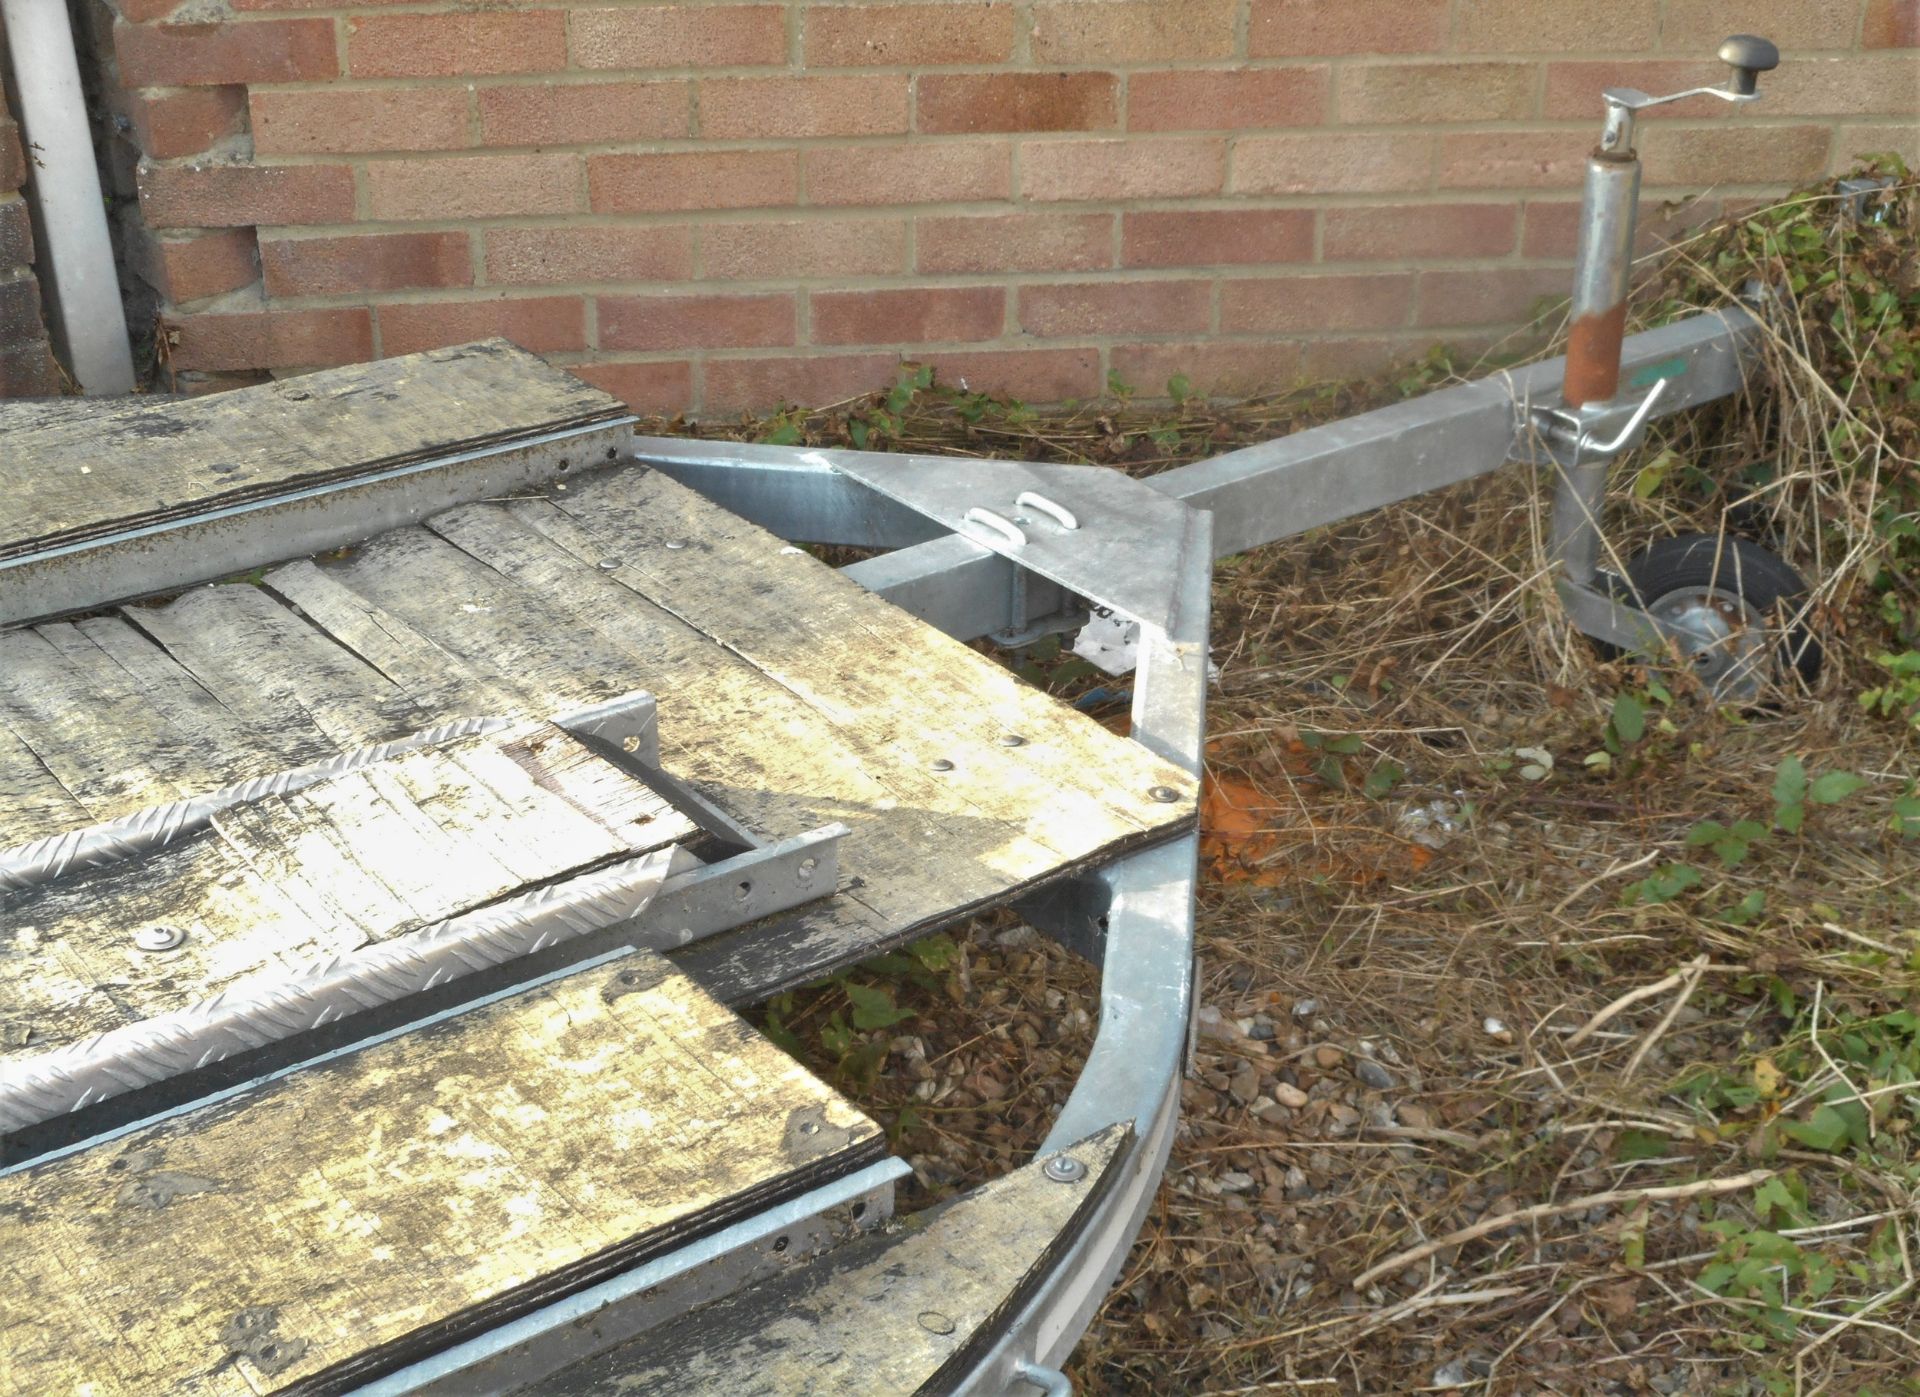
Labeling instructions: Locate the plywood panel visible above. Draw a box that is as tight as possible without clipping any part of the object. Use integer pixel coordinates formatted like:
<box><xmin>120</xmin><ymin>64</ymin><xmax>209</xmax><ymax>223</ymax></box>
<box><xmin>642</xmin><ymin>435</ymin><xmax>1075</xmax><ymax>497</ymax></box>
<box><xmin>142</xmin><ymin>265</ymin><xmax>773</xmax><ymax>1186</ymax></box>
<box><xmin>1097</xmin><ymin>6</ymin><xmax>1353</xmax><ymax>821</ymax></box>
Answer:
<box><xmin>0</xmin><ymin>953</ymin><xmax>884</xmax><ymax>1396</ymax></box>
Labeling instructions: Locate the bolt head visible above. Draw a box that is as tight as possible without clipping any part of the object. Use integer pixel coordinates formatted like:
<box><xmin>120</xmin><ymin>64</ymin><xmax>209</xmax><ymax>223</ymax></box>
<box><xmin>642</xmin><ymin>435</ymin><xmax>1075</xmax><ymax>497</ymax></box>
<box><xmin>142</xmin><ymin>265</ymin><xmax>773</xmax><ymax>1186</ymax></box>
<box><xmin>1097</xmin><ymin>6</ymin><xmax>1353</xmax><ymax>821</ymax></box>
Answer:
<box><xmin>999</xmin><ymin>734</ymin><xmax>1027</xmax><ymax>747</ymax></box>
<box><xmin>930</xmin><ymin>758</ymin><xmax>955</xmax><ymax>772</ymax></box>
<box><xmin>134</xmin><ymin>925</ymin><xmax>186</xmax><ymax>953</ymax></box>
<box><xmin>1148</xmin><ymin>785</ymin><xmax>1182</xmax><ymax>804</ymax></box>
<box><xmin>598</xmin><ymin>558</ymin><xmax>622</xmax><ymax>571</ymax></box>
<box><xmin>1042</xmin><ymin>1154</ymin><xmax>1087</xmax><ymax>1183</ymax></box>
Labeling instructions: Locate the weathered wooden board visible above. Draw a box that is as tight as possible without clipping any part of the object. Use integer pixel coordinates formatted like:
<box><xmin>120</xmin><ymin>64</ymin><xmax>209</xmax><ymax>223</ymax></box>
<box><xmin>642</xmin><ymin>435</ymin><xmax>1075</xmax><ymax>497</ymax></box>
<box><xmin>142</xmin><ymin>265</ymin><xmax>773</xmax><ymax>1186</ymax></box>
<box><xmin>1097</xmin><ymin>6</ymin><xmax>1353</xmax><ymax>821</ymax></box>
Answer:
<box><xmin>0</xmin><ymin>340</ymin><xmax>625</xmax><ymax>560</ymax></box>
<box><xmin>545</xmin><ymin>1124</ymin><xmax>1130</xmax><ymax>1395</ymax></box>
<box><xmin>0</xmin><ymin>454</ymin><xmax>1194</xmax><ymax>1001</ymax></box>
<box><xmin>0</xmin><ymin>952</ymin><xmax>885</xmax><ymax>1396</ymax></box>
<box><xmin>0</xmin><ymin>723</ymin><xmax>695</xmax><ymax>1066</ymax></box>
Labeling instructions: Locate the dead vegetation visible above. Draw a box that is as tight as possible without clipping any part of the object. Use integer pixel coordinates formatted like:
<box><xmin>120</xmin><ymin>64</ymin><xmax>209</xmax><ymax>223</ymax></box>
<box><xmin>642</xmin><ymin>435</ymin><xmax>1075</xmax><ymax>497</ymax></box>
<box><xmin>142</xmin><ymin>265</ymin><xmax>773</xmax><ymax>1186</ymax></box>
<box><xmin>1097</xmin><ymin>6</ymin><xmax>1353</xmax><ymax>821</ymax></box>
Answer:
<box><xmin>662</xmin><ymin>166</ymin><xmax>1919</xmax><ymax>1394</ymax></box>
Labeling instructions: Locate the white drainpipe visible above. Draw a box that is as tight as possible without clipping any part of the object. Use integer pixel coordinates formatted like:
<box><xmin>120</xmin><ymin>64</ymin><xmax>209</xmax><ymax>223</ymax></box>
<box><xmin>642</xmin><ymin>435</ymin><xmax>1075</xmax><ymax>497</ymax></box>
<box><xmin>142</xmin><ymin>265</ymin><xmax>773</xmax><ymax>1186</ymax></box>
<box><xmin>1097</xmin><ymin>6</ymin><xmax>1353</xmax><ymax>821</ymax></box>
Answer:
<box><xmin>3</xmin><ymin>0</ymin><xmax>135</xmax><ymax>393</ymax></box>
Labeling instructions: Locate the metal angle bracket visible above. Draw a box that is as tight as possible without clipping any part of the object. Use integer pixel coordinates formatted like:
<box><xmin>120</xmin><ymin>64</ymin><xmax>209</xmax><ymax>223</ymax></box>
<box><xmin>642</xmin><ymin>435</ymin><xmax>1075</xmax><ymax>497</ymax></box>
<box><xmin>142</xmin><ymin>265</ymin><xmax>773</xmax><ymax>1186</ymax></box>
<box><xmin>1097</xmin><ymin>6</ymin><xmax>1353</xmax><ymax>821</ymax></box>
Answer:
<box><xmin>813</xmin><ymin>452</ymin><xmax>1204</xmax><ymax>632</ymax></box>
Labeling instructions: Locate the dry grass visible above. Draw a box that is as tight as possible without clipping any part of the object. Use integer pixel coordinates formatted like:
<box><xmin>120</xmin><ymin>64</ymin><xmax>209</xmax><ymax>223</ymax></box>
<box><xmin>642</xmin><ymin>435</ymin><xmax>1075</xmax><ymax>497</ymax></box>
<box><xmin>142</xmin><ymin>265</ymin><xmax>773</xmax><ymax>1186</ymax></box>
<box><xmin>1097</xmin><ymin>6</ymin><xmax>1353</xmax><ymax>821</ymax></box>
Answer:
<box><xmin>679</xmin><ymin>172</ymin><xmax>1920</xmax><ymax>1394</ymax></box>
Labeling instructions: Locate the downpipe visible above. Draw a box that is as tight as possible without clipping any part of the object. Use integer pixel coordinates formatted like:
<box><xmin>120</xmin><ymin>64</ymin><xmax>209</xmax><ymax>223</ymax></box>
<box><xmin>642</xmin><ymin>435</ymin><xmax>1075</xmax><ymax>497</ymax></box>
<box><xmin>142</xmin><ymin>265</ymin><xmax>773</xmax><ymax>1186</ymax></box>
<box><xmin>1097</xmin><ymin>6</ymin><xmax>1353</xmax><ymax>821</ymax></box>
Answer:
<box><xmin>1</xmin><ymin>0</ymin><xmax>135</xmax><ymax>393</ymax></box>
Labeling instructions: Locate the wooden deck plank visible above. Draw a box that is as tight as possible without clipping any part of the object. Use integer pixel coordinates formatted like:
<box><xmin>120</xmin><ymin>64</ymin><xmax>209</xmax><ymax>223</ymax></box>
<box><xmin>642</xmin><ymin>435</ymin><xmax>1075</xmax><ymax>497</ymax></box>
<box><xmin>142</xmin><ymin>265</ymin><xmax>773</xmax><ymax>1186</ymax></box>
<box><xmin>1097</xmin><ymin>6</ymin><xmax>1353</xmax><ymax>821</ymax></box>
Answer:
<box><xmin>126</xmin><ymin>583</ymin><xmax>426</xmax><ymax>752</ymax></box>
<box><xmin>546</xmin><ymin>1123</ymin><xmax>1130</xmax><ymax>1396</ymax></box>
<box><xmin>1</xmin><ymin>341</ymin><xmax>624</xmax><ymax>561</ymax></box>
<box><xmin>0</xmin><ymin>627</ymin><xmax>194</xmax><ymax>823</ymax></box>
<box><xmin>0</xmin><ymin>952</ymin><xmax>883</xmax><ymax>1396</ymax></box>
<box><xmin>529</xmin><ymin>471</ymin><xmax>1191</xmax><ymax>852</ymax></box>
<box><xmin>0</xmin><ymin>725</ymin><xmax>696</xmax><ymax>1067</ymax></box>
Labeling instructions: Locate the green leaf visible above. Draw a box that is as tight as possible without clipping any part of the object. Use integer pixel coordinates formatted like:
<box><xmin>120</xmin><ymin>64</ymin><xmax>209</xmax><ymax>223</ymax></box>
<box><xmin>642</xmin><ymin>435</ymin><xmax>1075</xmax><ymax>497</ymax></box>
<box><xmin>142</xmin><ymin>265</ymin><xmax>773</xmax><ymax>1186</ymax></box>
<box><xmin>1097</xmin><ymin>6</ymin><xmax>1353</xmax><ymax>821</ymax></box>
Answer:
<box><xmin>1779</xmin><ymin>1104</ymin><xmax>1851</xmax><ymax>1152</ymax></box>
<box><xmin>1614</xmin><ymin>1129</ymin><xmax>1669</xmax><ymax>1161</ymax></box>
<box><xmin>1611</xmin><ymin>693</ymin><xmax>1646</xmax><ymax>744</ymax></box>
<box><xmin>1718</xmin><ymin>889</ymin><xmax>1767</xmax><ymax>925</ymax></box>
<box><xmin>1166</xmin><ymin>373</ymin><xmax>1192</xmax><ymax>404</ymax></box>
<box><xmin>1362</xmin><ymin>760</ymin><xmax>1405</xmax><ymax>800</ymax></box>
<box><xmin>1808</xmin><ymin>771</ymin><xmax>1869</xmax><ymax>804</ymax></box>
<box><xmin>907</xmin><ymin>934</ymin><xmax>959</xmax><ymax>973</ymax></box>
<box><xmin>1772</xmin><ymin>756</ymin><xmax>1806</xmax><ymax>808</ymax></box>
<box><xmin>844</xmin><ymin>982</ymin><xmax>912</xmax><ymax>1032</ymax></box>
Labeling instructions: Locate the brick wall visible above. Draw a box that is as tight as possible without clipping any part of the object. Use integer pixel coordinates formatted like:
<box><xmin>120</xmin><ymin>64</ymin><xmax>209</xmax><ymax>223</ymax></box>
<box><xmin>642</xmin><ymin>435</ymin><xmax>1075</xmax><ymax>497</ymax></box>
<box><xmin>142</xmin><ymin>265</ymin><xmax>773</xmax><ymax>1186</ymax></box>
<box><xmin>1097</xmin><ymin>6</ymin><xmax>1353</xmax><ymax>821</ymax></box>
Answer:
<box><xmin>93</xmin><ymin>0</ymin><xmax>1918</xmax><ymax>412</ymax></box>
<box><xmin>0</xmin><ymin>20</ymin><xmax>64</xmax><ymax>398</ymax></box>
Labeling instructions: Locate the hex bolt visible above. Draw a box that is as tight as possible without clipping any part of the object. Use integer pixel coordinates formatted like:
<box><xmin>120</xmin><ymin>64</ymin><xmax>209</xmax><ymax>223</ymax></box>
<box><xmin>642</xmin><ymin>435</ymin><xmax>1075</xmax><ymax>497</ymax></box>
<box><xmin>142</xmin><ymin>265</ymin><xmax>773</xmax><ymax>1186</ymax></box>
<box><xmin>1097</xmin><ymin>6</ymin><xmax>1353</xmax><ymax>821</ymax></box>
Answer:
<box><xmin>1148</xmin><ymin>785</ymin><xmax>1181</xmax><ymax>803</ymax></box>
<box><xmin>134</xmin><ymin>925</ymin><xmax>186</xmax><ymax>953</ymax></box>
<box><xmin>1042</xmin><ymin>1154</ymin><xmax>1087</xmax><ymax>1184</ymax></box>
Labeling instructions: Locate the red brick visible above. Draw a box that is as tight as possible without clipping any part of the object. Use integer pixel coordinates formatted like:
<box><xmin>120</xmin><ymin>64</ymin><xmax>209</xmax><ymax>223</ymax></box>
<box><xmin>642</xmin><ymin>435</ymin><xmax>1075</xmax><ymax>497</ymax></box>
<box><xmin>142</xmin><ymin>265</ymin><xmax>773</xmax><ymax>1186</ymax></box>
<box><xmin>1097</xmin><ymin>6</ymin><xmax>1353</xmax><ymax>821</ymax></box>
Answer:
<box><xmin>1250</xmin><ymin>0</ymin><xmax>1448</xmax><ymax>56</ymax></box>
<box><xmin>591</xmin><ymin>150</ymin><xmax>799</xmax><ymax>214</ymax></box>
<box><xmin>701</xmin><ymin>76</ymin><xmax>910</xmax><ymax>139</ymax></box>
<box><xmin>1337</xmin><ymin>63</ymin><xmax>1535</xmax><ymax>124</ymax></box>
<box><xmin>1122</xmin><ymin>209</ymin><xmax>1313</xmax><ymax>267</ymax></box>
<box><xmin>806</xmin><ymin>3</ymin><xmax>1015</xmax><ymax>66</ymax></box>
<box><xmin>570</xmin><ymin>6</ymin><xmax>787</xmax><ymax>70</ymax></box>
<box><xmin>485</xmin><ymin>226</ymin><xmax>694</xmax><ymax>285</ymax></box>
<box><xmin>251</xmin><ymin>89</ymin><xmax>470</xmax><ymax>156</ymax></box>
<box><xmin>921</xmin><ymin>347</ymin><xmax>1100</xmax><ymax>400</ymax></box>
<box><xmin>1437</xmin><ymin>131</ymin><xmax>1592</xmax><ymax>190</ymax></box>
<box><xmin>916</xmin><ymin>212</ymin><xmax>1114</xmax><ymax>273</ymax></box>
<box><xmin>1416</xmin><ymin>267</ymin><xmax>1570</xmax><ymax>327</ymax></box>
<box><xmin>1128</xmin><ymin>68</ymin><xmax>1329</xmax><ymax>132</ymax></box>
<box><xmin>0</xmin><ymin>197</ymin><xmax>33</xmax><ymax>267</ymax></box>
<box><xmin>804</xmin><ymin>142</ymin><xmax>1010</xmax><ymax>206</ymax></box>
<box><xmin>1301</xmin><ymin>336</ymin><xmax>1417</xmax><ymax>380</ymax></box>
<box><xmin>115</xmin><ymin>18</ymin><xmax>336</xmax><ymax>87</ymax></box>
<box><xmin>1863</xmin><ymin>0</ymin><xmax>1920</xmax><ymax>47</ymax></box>
<box><xmin>261</xmin><ymin>232</ymin><xmax>471</xmax><ymax>298</ymax></box>
<box><xmin>1662</xmin><ymin>0</ymin><xmax>1858</xmax><ymax>49</ymax></box>
<box><xmin>1520</xmin><ymin>196</ymin><xmax>1718</xmax><ymax>259</ymax></box>
<box><xmin>166</xmin><ymin>307</ymin><xmax>372</xmax><ymax>370</ymax></box>
<box><xmin>917</xmin><ymin>73</ymin><xmax>1117</xmax><ymax>134</ymax></box>
<box><xmin>601</xmin><ymin>293</ymin><xmax>795</xmax><ymax>351</ymax></box>
<box><xmin>1234</xmin><ymin>133</ymin><xmax>1432</xmax><ymax>195</ymax></box>
<box><xmin>1022</xmin><ymin>137</ymin><xmax>1225</xmax><ymax>202</ymax></box>
<box><xmin>1018</xmin><ymin>280</ymin><xmax>1210</xmax><ymax>337</ymax></box>
<box><xmin>1031</xmin><ymin>0</ymin><xmax>1238</xmax><ymax>63</ymax></box>
<box><xmin>346</xmin><ymin>12</ymin><xmax>567</xmax><ymax>79</ymax></box>
<box><xmin>705</xmin><ymin>352</ymin><xmax>897</xmax><ymax>411</ymax></box>
<box><xmin>1638</xmin><ymin>124</ymin><xmax>1832</xmax><ymax>185</ymax></box>
<box><xmin>0</xmin><ymin>275</ymin><xmax>49</xmax><ymax>347</ymax></box>
<box><xmin>1323</xmin><ymin>203</ymin><xmax>1517</xmax><ymax>261</ymax></box>
<box><xmin>120</xmin><ymin>87</ymin><xmax>248</xmax><ymax>159</ymax></box>
<box><xmin>1455</xmin><ymin>0</ymin><xmax>1658</xmax><ymax>50</ymax></box>
<box><xmin>1763</xmin><ymin>56</ymin><xmax>1920</xmax><ymax>118</ymax></box>
<box><xmin>1833</xmin><ymin>121</ymin><xmax>1920</xmax><ymax>168</ymax></box>
<box><xmin>231</xmin><ymin>0</ymin><xmax>428</xmax><ymax>9</ymax></box>
<box><xmin>479</xmin><ymin>81</ymin><xmax>691</xmax><ymax>146</ymax></box>
<box><xmin>139</xmin><ymin>160</ymin><xmax>355</xmax><ymax>229</ymax></box>
<box><xmin>128</xmin><ymin>226</ymin><xmax>259</xmax><ymax>303</ymax></box>
<box><xmin>0</xmin><ymin>118</ymin><xmax>23</xmax><ymax>194</ymax></box>
<box><xmin>1109</xmin><ymin>341</ymin><xmax>1301</xmax><ymax>397</ymax></box>
<box><xmin>811</xmin><ymin>287</ymin><xmax>1004</xmax><ymax>345</ymax></box>
<box><xmin>1219</xmin><ymin>274</ymin><xmax>1414</xmax><ymax>333</ymax></box>
<box><xmin>378</xmin><ymin>296</ymin><xmax>586</xmax><ymax>356</ymax></box>
<box><xmin>702</xmin><ymin>219</ymin><xmax>908</xmax><ymax>280</ymax></box>
<box><xmin>0</xmin><ymin>338</ymin><xmax>63</xmax><ymax>396</ymax></box>
<box><xmin>570</xmin><ymin>359</ymin><xmax>694</xmax><ymax>417</ymax></box>
<box><xmin>116</xmin><ymin>0</ymin><xmax>192</xmax><ymax>21</ymax></box>
<box><xmin>365</xmin><ymin>154</ymin><xmax>581</xmax><ymax>222</ymax></box>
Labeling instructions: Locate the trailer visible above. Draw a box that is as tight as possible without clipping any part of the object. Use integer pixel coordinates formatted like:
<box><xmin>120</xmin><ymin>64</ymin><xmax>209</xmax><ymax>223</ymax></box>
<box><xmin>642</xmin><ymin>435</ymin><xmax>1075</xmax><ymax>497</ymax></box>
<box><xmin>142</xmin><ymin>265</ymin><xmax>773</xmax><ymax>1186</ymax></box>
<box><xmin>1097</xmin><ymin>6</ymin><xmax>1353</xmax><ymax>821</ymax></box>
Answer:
<box><xmin>0</xmin><ymin>38</ymin><xmax>1804</xmax><ymax>1395</ymax></box>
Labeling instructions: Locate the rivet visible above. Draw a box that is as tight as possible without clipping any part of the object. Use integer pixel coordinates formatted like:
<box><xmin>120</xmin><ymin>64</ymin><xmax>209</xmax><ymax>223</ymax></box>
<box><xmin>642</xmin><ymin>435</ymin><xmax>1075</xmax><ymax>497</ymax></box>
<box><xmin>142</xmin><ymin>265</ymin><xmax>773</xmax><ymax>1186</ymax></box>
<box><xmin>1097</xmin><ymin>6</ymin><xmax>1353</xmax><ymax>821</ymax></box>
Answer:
<box><xmin>918</xmin><ymin>1310</ymin><xmax>956</xmax><ymax>1335</ymax></box>
<box><xmin>1148</xmin><ymin>785</ymin><xmax>1182</xmax><ymax>803</ymax></box>
<box><xmin>598</xmin><ymin>558</ymin><xmax>621</xmax><ymax>571</ymax></box>
<box><xmin>930</xmin><ymin>758</ymin><xmax>955</xmax><ymax>772</ymax></box>
<box><xmin>134</xmin><ymin>925</ymin><xmax>185</xmax><ymax>953</ymax></box>
<box><xmin>1042</xmin><ymin>1155</ymin><xmax>1087</xmax><ymax>1184</ymax></box>
<box><xmin>999</xmin><ymin>734</ymin><xmax>1027</xmax><ymax>747</ymax></box>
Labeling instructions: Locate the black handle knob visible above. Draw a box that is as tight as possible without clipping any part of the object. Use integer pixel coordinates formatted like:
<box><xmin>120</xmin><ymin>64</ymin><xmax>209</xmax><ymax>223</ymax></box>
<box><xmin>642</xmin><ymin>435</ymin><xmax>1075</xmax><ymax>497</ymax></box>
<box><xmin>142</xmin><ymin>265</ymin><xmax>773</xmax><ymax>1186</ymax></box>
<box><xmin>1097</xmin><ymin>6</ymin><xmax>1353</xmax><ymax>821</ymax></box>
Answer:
<box><xmin>1718</xmin><ymin>34</ymin><xmax>1780</xmax><ymax>96</ymax></box>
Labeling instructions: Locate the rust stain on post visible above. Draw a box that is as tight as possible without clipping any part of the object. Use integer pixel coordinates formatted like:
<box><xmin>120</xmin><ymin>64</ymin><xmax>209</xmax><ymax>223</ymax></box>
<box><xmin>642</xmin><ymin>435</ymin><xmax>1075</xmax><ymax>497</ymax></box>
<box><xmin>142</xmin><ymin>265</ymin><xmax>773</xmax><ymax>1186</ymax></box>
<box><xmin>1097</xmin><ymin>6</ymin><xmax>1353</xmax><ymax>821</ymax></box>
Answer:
<box><xmin>1563</xmin><ymin>300</ymin><xmax>1627</xmax><ymax>408</ymax></box>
